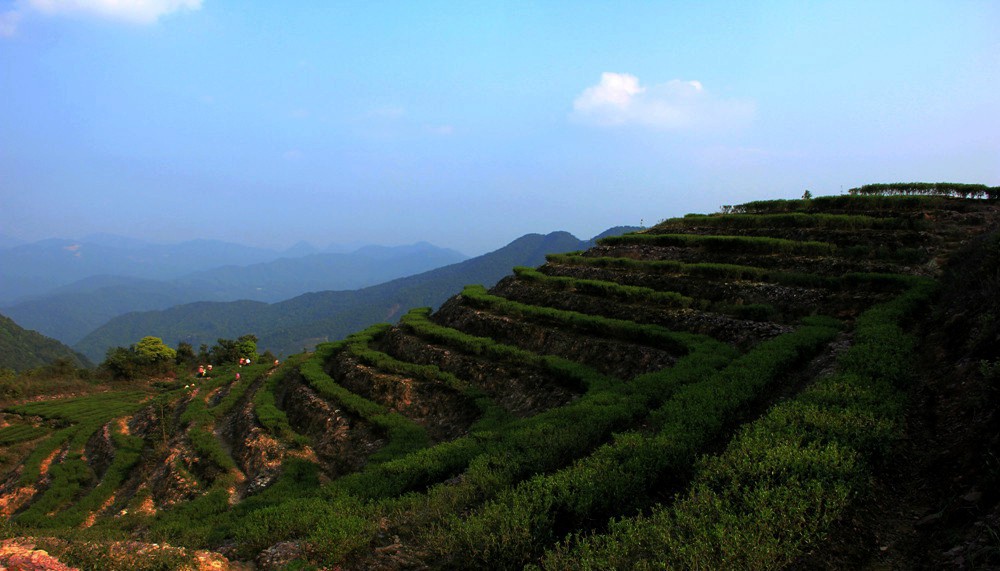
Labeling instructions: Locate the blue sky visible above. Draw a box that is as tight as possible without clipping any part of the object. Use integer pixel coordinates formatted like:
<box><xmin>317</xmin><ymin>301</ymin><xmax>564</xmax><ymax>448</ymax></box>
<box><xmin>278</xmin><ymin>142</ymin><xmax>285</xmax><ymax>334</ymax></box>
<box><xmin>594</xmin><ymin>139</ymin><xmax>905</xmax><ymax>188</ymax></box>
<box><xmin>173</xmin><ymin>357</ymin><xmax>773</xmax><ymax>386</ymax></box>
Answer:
<box><xmin>1</xmin><ymin>1</ymin><xmax>997</xmax><ymax>255</ymax></box>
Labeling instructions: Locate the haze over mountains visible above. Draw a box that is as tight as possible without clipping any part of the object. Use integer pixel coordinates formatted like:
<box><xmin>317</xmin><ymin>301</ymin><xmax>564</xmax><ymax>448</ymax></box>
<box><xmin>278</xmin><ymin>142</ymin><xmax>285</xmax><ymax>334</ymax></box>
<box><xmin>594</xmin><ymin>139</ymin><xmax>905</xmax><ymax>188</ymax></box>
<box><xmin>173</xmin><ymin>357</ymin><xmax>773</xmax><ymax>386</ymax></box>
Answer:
<box><xmin>2</xmin><ymin>227</ymin><xmax>638</xmax><ymax>364</ymax></box>
<box><xmin>0</xmin><ymin>235</ymin><xmax>466</xmax><ymax>305</ymax></box>
<box><xmin>1</xmin><ymin>237</ymin><xmax>467</xmax><ymax>344</ymax></box>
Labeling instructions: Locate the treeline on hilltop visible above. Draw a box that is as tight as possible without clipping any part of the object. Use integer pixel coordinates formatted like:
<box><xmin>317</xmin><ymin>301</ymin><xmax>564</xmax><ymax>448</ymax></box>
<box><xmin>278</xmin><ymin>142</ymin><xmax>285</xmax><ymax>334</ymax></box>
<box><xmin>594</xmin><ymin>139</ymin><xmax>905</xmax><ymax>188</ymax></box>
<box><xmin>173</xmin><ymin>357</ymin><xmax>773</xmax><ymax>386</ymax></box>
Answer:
<box><xmin>848</xmin><ymin>182</ymin><xmax>999</xmax><ymax>199</ymax></box>
<box><xmin>718</xmin><ymin>183</ymin><xmax>998</xmax><ymax>216</ymax></box>
<box><xmin>0</xmin><ymin>331</ymin><xmax>271</xmax><ymax>403</ymax></box>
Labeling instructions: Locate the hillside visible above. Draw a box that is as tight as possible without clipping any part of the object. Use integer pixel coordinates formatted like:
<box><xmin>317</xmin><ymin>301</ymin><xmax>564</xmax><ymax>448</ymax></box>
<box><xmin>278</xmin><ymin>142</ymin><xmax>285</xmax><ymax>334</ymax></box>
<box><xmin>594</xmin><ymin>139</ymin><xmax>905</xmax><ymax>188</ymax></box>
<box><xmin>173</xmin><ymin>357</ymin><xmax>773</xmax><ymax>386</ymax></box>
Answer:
<box><xmin>0</xmin><ymin>313</ymin><xmax>91</xmax><ymax>372</ymax></box>
<box><xmin>74</xmin><ymin>229</ymin><xmax>620</xmax><ymax>361</ymax></box>
<box><xmin>1</xmin><ymin>188</ymin><xmax>998</xmax><ymax>570</ymax></box>
<box><xmin>2</xmin><ymin>242</ymin><xmax>467</xmax><ymax>346</ymax></box>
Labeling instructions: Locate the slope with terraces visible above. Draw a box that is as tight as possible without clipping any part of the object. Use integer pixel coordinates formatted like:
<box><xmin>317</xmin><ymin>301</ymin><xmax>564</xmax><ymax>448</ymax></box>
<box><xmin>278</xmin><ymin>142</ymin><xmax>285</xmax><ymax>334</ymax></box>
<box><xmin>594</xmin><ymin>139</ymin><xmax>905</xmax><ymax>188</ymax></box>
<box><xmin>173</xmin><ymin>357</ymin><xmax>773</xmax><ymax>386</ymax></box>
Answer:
<box><xmin>1</xmin><ymin>187</ymin><xmax>998</xmax><ymax>570</ymax></box>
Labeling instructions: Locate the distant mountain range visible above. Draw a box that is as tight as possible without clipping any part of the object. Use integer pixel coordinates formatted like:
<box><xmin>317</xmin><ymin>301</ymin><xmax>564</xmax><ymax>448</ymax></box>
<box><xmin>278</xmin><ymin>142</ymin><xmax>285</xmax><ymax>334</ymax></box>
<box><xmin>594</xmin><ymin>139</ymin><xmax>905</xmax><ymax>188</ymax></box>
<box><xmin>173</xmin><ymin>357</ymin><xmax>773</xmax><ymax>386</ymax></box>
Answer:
<box><xmin>0</xmin><ymin>237</ymin><xmax>285</xmax><ymax>304</ymax></box>
<box><xmin>2</xmin><ymin>241</ymin><xmax>468</xmax><ymax>345</ymax></box>
<box><xmin>75</xmin><ymin>228</ymin><xmax>638</xmax><ymax>361</ymax></box>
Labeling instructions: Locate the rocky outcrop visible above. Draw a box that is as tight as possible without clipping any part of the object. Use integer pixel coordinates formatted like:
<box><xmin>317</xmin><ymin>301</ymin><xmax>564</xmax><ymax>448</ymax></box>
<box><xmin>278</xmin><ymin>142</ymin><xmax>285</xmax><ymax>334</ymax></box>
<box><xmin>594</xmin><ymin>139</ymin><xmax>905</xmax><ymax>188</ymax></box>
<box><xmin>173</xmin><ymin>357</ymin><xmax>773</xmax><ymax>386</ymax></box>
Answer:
<box><xmin>327</xmin><ymin>350</ymin><xmax>480</xmax><ymax>443</ymax></box>
<box><xmin>282</xmin><ymin>376</ymin><xmax>384</xmax><ymax>477</ymax></box>
<box><xmin>0</xmin><ymin>539</ymin><xmax>77</xmax><ymax>571</ymax></box>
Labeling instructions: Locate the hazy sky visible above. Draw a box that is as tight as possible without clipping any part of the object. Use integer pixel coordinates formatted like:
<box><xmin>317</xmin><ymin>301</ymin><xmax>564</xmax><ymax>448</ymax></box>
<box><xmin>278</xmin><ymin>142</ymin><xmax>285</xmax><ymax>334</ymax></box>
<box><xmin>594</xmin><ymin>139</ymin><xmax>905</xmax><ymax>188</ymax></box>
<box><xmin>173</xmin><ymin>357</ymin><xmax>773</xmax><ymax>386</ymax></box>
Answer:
<box><xmin>1</xmin><ymin>1</ymin><xmax>998</xmax><ymax>255</ymax></box>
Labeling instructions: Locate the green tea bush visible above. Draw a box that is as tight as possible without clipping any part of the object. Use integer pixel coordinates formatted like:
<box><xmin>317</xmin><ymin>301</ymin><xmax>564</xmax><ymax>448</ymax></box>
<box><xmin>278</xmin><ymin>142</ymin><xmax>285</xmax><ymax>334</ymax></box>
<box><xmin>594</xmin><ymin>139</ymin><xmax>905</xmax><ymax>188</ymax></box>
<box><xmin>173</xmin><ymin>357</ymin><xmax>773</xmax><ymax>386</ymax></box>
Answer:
<box><xmin>512</xmin><ymin>266</ymin><xmax>693</xmax><ymax>307</ymax></box>
<box><xmin>658</xmin><ymin>212</ymin><xmax>914</xmax><ymax>231</ymax></box>
<box><xmin>430</xmin><ymin>320</ymin><xmax>838</xmax><ymax>568</ymax></box>
<box><xmin>0</xmin><ymin>424</ymin><xmax>49</xmax><ymax>445</ymax></box>
<box><xmin>298</xmin><ymin>330</ymin><xmax>433</xmax><ymax>462</ymax></box>
<box><xmin>253</xmin><ymin>356</ymin><xmax>310</xmax><ymax>446</ymax></box>
<box><xmin>537</xmin><ymin>280</ymin><xmax>933</xmax><ymax>570</ymax></box>
<box><xmin>546</xmin><ymin>253</ymin><xmax>916</xmax><ymax>293</ymax></box>
<box><xmin>460</xmin><ymin>285</ymin><xmax>699</xmax><ymax>356</ymax></box>
<box><xmin>598</xmin><ymin>233</ymin><xmax>837</xmax><ymax>256</ymax></box>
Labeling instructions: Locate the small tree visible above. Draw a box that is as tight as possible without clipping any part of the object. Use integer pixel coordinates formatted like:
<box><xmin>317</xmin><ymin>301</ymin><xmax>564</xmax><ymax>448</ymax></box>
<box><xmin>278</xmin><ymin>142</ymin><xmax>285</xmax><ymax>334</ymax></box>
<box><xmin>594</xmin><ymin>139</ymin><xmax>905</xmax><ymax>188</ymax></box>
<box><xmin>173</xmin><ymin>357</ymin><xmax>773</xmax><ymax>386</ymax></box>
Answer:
<box><xmin>102</xmin><ymin>346</ymin><xmax>138</xmax><ymax>380</ymax></box>
<box><xmin>802</xmin><ymin>190</ymin><xmax>813</xmax><ymax>200</ymax></box>
<box><xmin>237</xmin><ymin>334</ymin><xmax>258</xmax><ymax>361</ymax></box>
<box><xmin>102</xmin><ymin>337</ymin><xmax>176</xmax><ymax>380</ymax></box>
<box><xmin>207</xmin><ymin>334</ymin><xmax>260</xmax><ymax>365</ymax></box>
<box><xmin>135</xmin><ymin>336</ymin><xmax>177</xmax><ymax>368</ymax></box>
<box><xmin>175</xmin><ymin>341</ymin><xmax>197</xmax><ymax>370</ymax></box>
<box><xmin>209</xmin><ymin>338</ymin><xmax>240</xmax><ymax>365</ymax></box>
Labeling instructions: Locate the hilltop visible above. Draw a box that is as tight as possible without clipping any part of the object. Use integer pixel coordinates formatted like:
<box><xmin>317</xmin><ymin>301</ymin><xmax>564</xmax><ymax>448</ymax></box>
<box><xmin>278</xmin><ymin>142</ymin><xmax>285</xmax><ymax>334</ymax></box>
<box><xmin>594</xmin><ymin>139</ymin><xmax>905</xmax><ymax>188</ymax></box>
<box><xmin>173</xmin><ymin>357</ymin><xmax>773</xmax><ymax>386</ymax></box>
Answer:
<box><xmin>0</xmin><ymin>185</ymin><xmax>998</xmax><ymax>570</ymax></box>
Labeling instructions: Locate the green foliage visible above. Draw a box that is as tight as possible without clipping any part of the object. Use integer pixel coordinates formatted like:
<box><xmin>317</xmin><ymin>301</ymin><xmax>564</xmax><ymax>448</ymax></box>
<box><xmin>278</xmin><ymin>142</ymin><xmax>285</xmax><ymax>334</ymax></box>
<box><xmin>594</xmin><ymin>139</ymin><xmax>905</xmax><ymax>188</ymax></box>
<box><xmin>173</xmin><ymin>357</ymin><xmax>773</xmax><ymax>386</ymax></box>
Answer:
<box><xmin>537</xmin><ymin>281</ymin><xmax>933</xmax><ymax>570</ymax></box>
<box><xmin>6</xmin><ymin>190</ymin><xmax>995</xmax><ymax>568</ymax></box>
<box><xmin>253</xmin><ymin>355</ymin><xmax>310</xmax><ymax>446</ymax></box>
<box><xmin>598</xmin><ymin>232</ymin><xmax>837</xmax><ymax>255</ymax></box>
<box><xmin>174</xmin><ymin>341</ymin><xmax>197</xmax><ymax>369</ymax></box>
<box><xmin>342</xmin><ymin>322</ymin><xmax>509</xmax><ymax>429</ymax></box>
<box><xmin>655</xmin><ymin>211</ymin><xmax>914</xmax><ymax>231</ymax></box>
<box><xmin>101</xmin><ymin>337</ymin><xmax>176</xmax><ymax>380</ymax></box>
<box><xmin>546</xmin><ymin>253</ymin><xmax>918</xmax><ymax>293</ymax></box>
<box><xmin>512</xmin><ymin>266</ymin><xmax>693</xmax><ymax>307</ymax></box>
<box><xmin>8</xmin><ymin>392</ymin><xmax>144</xmax><ymax>495</ymax></box>
<box><xmin>297</xmin><ymin>331</ymin><xmax>432</xmax><ymax>463</ymax></box>
<box><xmin>36</xmin><ymin>539</ymin><xmax>197</xmax><ymax>571</ymax></box>
<box><xmin>0</xmin><ymin>312</ymin><xmax>91</xmax><ymax>372</ymax></box>
<box><xmin>0</xmin><ymin>423</ymin><xmax>49</xmax><ymax>445</ymax></box>
<box><xmin>460</xmin><ymin>284</ymin><xmax>704</xmax><ymax>356</ymax></box>
<box><xmin>207</xmin><ymin>334</ymin><xmax>260</xmax><ymax>366</ymax></box>
<box><xmin>849</xmin><ymin>182</ymin><xmax>998</xmax><ymax>199</ymax></box>
<box><xmin>430</xmin><ymin>320</ymin><xmax>839</xmax><ymax>568</ymax></box>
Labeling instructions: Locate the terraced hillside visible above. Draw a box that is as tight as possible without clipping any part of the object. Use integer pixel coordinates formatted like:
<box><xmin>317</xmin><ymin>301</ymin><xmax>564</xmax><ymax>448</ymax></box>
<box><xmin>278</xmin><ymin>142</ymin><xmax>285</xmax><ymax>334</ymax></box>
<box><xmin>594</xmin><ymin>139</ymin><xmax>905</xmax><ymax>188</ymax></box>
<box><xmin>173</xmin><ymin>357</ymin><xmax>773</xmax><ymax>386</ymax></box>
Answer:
<box><xmin>2</xmin><ymin>188</ymin><xmax>999</xmax><ymax>570</ymax></box>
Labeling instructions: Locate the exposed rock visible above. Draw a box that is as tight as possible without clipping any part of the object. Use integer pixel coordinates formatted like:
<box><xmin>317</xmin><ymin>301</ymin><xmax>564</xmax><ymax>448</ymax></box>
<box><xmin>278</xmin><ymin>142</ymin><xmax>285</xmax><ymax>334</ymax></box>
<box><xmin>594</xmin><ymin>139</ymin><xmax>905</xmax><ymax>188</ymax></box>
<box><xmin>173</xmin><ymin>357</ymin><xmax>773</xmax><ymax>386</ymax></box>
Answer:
<box><xmin>433</xmin><ymin>297</ymin><xmax>679</xmax><ymax>380</ymax></box>
<box><xmin>220</xmin><ymin>398</ymin><xmax>285</xmax><ymax>495</ymax></box>
<box><xmin>256</xmin><ymin>541</ymin><xmax>309</xmax><ymax>570</ymax></box>
<box><xmin>0</xmin><ymin>539</ymin><xmax>77</xmax><ymax>571</ymax></box>
<box><xmin>328</xmin><ymin>350</ymin><xmax>480</xmax><ymax>443</ymax></box>
<box><xmin>378</xmin><ymin>328</ymin><xmax>578</xmax><ymax>417</ymax></box>
<box><xmin>283</xmin><ymin>375</ymin><xmax>385</xmax><ymax>477</ymax></box>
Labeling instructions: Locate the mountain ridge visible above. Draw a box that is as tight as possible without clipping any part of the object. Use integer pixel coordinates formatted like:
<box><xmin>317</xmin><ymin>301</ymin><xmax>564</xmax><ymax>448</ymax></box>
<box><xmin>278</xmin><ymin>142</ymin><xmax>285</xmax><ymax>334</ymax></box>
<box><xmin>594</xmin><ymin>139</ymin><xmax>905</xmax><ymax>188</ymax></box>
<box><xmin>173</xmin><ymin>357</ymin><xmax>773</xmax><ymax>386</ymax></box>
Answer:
<box><xmin>73</xmin><ymin>229</ymin><xmax>632</xmax><ymax>360</ymax></box>
<box><xmin>2</xmin><ymin>242</ymin><xmax>469</xmax><ymax>345</ymax></box>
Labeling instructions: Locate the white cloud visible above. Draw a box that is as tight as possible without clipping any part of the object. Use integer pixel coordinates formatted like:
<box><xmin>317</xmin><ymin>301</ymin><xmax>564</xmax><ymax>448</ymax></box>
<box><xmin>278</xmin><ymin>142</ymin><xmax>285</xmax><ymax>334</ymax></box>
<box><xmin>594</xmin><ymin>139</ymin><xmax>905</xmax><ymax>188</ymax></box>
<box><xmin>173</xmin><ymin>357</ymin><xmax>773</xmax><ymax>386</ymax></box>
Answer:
<box><xmin>572</xmin><ymin>72</ymin><xmax>755</xmax><ymax>132</ymax></box>
<box><xmin>1</xmin><ymin>0</ymin><xmax>200</xmax><ymax>34</ymax></box>
<box><xmin>0</xmin><ymin>9</ymin><xmax>21</xmax><ymax>36</ymax></box>
<box><xmin>29</xmin><ymin>0</ymin><xmax>202</xmax><ymax>23</ymax></box>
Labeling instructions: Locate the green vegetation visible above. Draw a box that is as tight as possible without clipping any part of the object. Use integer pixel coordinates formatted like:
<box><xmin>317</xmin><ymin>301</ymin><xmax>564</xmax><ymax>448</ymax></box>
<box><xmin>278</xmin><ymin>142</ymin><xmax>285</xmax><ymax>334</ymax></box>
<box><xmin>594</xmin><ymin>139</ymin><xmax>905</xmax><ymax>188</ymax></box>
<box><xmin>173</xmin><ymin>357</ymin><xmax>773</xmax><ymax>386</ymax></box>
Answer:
<box><xmin>427</xmin><ymin>319</ymin><xmax>839</xmax><ymax>568</ymax></box>
<box><xmin>665</xmin><ymin>211</ymin><xmax>917</xmax><ymax>230</ymax></box>
<box><xmin>6</xmin><ymin>392</ymin><xmax>145</xmax><ymax>527</ymax></box>
<box><xmin>253</xmin><ymin>354</ymin><xmax>310</xmax><ymax>446</ymax></box>
<box><xmin>546</xmin><ymin>252</ymin><xmax>919</xmax><ymax>291</ymax></box>
<box><xmin>537</xmin><ymin>280</ymin><xmax>934</xmax><ymax>569</ymax></box>
<box><xmin>849</xmin><ymin>182</ymin><xmax>999</xmax><ymax>199</ymax></box>
<box><xmin>598</xmin><ymin>232</ymin><xmax>837</xmax><ymax>255</ymax></box>
<box><xmin>512</xmin><ymin>265</ymin><xmax>693</xmax><ymax>307</ymax></box>
<box><xmin>299</xmin><ymin>332</ymin><xmax>432</xmax><ymax>462</ymax></box>
<box><xmin>0</xmin><ymin>188</ymin><xmax>995</xmax><ymax>570</ymax></box>
<box><xmin>460</xmin><ymin>284</ymin><xmax>706</xmax><ymax>356</ymax></box>
<box><xmin>0</xmin><ymin>312</ymin><xmax>91</xmax><ymax>372</ymax></box>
